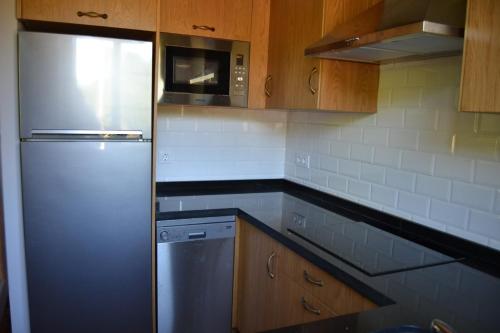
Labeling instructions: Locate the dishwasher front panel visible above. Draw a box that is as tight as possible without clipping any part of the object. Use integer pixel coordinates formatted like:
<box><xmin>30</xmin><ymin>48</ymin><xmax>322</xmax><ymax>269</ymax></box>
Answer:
<box><xmin>157</xmin><ymin>221</ymin><xmax>235</xmax><ymax>333</ymax></box>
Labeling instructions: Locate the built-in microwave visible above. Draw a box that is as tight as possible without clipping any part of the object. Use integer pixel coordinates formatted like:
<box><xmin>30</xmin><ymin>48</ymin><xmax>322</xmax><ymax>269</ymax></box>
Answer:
<box><xmin>158</xmin><ymin>33</ymin><xmax>250</xmax><ymax>107</ymax></box>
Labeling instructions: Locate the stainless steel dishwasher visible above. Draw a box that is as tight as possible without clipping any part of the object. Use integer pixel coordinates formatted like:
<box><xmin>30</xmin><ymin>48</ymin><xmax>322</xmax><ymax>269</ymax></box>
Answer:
<box><xmin>157</xmin><ymin>216</ymin><xmax>236</xmax><ymax>333</ymax></box>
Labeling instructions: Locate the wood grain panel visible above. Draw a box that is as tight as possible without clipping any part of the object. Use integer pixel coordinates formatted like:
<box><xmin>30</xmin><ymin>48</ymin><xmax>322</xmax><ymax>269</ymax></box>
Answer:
<box><xmin>248</xmin><ymin>0</ymin><xmax>271</xmax><ymax>109</ymax></box>
<box><xmin>460</xmin><ymin>0</ymin><xmax>500</xmax><ymax>113</ymax></box>
<box><xmin>280</xmin><ymin>248</ymin><xmax>377</xmax><ymax>315</ymax></box>
<box><xmin>20</xmin><ymin>0</ymin><xmax>157</xmax><ymax>31</ymax></box>
<box><xmin>266</xmin><ymin>0</ymin><xmax>323</xmax><ymax>110</ymax></box>
<box><xmin>159</xmin><ymin>0</ymin><xmax>252</xmax><ymax>41</ymax></box>
<box><xmin>318</xmin><ymin>0</ymin><xmax>381</xmax><ymax>113</ymax></box>
<box><xmin>236</xmin><ymin>222</ymin><xmax>283</xmax><ymax>333</ymax></box>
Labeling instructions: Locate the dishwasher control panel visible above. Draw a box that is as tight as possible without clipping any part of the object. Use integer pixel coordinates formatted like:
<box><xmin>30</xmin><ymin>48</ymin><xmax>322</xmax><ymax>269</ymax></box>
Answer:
<box><xmin>157</xmin><ymin>217</ymin><xmax>235</xmax><ymax>244</ymax></box>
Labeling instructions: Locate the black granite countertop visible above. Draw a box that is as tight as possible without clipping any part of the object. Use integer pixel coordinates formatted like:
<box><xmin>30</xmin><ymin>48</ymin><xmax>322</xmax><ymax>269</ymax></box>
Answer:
<box><xmin>156</xmin><ymin>180</ymin><xmax>500</xmax><ymax>333</ymax></box>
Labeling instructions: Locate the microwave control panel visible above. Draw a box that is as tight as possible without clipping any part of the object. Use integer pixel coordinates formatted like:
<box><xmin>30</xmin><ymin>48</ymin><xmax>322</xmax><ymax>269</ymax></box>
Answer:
<box><xmin>232</xmin><ymin>54</ymin><xmax>247</xmax><ymax>97</ymax></box>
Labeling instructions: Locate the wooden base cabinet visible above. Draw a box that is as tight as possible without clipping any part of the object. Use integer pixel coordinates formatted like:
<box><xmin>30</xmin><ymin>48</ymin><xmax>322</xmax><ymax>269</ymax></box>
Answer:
<box><xmin>234</xmin><ymin>220</ymin><xmax>377</xmax><ymax>333</ymax></box>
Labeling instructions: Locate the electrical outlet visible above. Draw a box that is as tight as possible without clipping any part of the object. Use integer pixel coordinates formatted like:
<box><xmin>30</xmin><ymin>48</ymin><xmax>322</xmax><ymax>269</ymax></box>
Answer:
<box><xmin>295</xmin><ymin>153</ymin><xmax>310</xmax><ymax>168</ymax></box>
<box><xmin>158</xmin><ymin>151</ymin><xmax>170</xmax><ymax>164</ymax></box>
<box><xmin>292</xmin><ymin>212</ymin><xmax>307</xmax><ymax>229</ymax></box>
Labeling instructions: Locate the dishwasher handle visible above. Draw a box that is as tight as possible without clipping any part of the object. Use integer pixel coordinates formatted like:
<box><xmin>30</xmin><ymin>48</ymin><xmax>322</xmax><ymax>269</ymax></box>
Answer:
<box><xmin>188</xmin><ymin>232</ymin><xmax>207</xmax><ymax>239</ymax></box>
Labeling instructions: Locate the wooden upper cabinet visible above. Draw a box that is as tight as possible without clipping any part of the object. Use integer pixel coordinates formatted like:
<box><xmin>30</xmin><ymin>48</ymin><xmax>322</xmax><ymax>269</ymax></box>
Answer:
<box><xmin>160</xmin><ymin>0</ymin><xmax>253</xmax><ymax>41</ymax></box>
<box><xmin>266</xmin><ymin>0</ymin><xmax>323</xmax><ymax>110</ymax></box>
<box><xmin>265</xmin><ymin>0</ymin><xmax>380</xmax><ymax>112</ymax></box>
<box><xmin>460</xmin><ymin>0</ymin><xmax>500</xmax><ymax>113</ymax></box>
<box><xmin>18</xmin><ymin>0</ymin><xmax>157</xmax><ymax>31</ymax></box>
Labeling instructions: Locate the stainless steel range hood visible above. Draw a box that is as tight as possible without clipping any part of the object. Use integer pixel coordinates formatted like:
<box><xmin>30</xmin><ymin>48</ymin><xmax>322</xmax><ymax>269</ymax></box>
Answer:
<box><xmin>305</xmin><ymin>0</ymin><xmax>466</xmax><ymax>64</ymax></box>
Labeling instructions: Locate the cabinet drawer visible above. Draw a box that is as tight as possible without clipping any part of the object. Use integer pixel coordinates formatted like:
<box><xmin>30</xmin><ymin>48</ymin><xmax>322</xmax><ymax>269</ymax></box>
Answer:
<box><xmin>275</xmin><ymin>276</ymin><xmax>336</xmax><ymax>329</ymax></box>
<box><xmin>19</xmin><ymin>0</ymin><xmax>157</xmax><ymax>31</ymax></box>
<box><xmin>280</xmin><ymin>249</ymin><xmax>377</xmax><ymax>315</ymax></box>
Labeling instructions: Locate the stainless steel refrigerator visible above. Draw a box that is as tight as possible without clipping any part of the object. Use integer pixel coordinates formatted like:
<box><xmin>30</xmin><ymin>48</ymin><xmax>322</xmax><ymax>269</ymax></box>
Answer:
<box><xmin>19</xmin><ymin>31</ymin><xmax>153</xmax><ymax>333</ymax></box>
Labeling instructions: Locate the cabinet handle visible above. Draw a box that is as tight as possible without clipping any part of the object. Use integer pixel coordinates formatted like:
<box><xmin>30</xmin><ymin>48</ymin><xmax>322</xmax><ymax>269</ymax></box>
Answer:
<box><xmin>301</xmin><ymin>297</ymin><xmax>321</xmax><ymax>316</ymax></box>
<box><xmin>303</xmin><ymin>270</ymin><xmax>324</xmax><ymax>287</ymax></box>
<box><xmin>266</xmin><ymin>252</ymin><xmax>276</xmax><ymax>279</ymax></box>
<box><xmin>77</xmin><ymin>11</ymin><xmax>108</xmax><ymax>19</ymax></box>
<box><xmin>430</xmin><ymin>319</ymin><xmax>457</xmax><ymax>333</ymax></box>
<box><xmin>192</xmin><ymin>25</ymin><xmax>216</xmax><ymax>32</ymax></box>
<box><xmin>264</xmin><ymin>75</ymin><xmax>272</xmax><ymax>97</ymax></box>
<box><xmin>308</xmin><ymin>67</ymin><xmax>318</xmax><ymax>95</ymax></box>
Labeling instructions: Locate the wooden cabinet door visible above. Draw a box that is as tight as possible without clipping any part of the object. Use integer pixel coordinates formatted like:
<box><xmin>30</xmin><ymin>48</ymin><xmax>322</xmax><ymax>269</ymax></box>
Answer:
<box><xmin>160</xmin><ymin>0</ymin><xmax>252</xmax><ymax>41</ymax></box>
<box><xmin>19</xmin><ymin>0</ymin><xmax>156</xmax><ymax>31</ymax></box>
<box><xmin>318</xmin><ymin>0</ymin><xmax>381</xmax><ymax>113</ymax></box>
<box><xmin>237</xmin><ymin>222</ymin><xmax>283</xmax><ymax>333</ymax></box>
<box><xmin>460</xmin><ymin>0</ymin><xmax>500</xmax><ymax>113</ymax></box>
<box><xmin>266</xmin><ymin>0</ymin><xmax>323</xmax><ymax>109</ymax></box>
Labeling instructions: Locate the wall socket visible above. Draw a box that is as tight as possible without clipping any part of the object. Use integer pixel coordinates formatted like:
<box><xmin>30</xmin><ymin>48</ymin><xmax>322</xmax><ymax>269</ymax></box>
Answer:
<box><xmin>295</xmin><ymin>153</ymin><xmax>310</xmax><ymax>168</ymax></box>
<box><xmin>158</xmin><ymin>151</ymin><xmax>170</xmax><ymax>164</ymax></box>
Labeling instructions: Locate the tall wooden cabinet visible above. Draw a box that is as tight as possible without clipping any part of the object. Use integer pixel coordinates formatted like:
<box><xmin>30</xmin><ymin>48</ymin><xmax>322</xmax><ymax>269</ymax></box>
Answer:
<box><xmin>235</xmin><ymin>220</ymin><xmax>377</xmax><ymax>333</ymax></box>
<box><xmin>460</xmin><ymin>0</ymin><xmax>500</xmax><ymax>113</ymax></box>
<box><xmin>17</xmin><ymin>0</ymin><xmax>157</xmax><ymax>31</ymax></box>
<box><xmin>264</xmin><ymin>0</ymin><xmax>380</xmax><ymax>112</ymax></box>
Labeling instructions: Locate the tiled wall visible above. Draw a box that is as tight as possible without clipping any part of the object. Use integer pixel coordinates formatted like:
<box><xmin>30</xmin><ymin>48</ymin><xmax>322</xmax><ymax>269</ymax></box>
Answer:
<box><xmin>156</xmin><ymin>104</ymin><xmax>287</xmax><ymax>181</ymax></box>
<box><xmin>285</xmin><ymin>56</ymin><xmax>500</xmax><ymax>250</ymax></box>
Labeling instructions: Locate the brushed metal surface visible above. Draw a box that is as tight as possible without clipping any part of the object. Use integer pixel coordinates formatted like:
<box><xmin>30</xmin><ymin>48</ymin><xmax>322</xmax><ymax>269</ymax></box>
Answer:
<box><xmin>19</xmin><ymin>32</ymin><xmax>153</xmax><ymax>139</ymax></box>
<box><xmin>21</xmin><ymin>141</ymin><xmax>152</xmax><ymax>333</ymax></box>
<box><xmin>157</xmin><ymin>220</ymin><xmax>235</xmax><ymax>333</ymax></box>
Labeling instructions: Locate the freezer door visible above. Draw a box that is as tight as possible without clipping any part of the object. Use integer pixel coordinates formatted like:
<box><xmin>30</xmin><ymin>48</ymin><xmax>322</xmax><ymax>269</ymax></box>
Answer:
<box><xmin>19</xmin><ymin>32</ymin><xmax>153</xmax><ymax>139</ymax></box>
<box><xmin>21</xmin><ymin>141</ymin><xmax>152</xmax><ymax>333</ymax></box>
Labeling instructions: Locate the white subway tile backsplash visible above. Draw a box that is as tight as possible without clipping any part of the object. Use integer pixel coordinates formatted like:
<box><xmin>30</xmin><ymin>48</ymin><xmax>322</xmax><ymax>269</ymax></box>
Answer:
<box><xmin>339</xmin><ymin>159</ymin><xmax>361</xmax><ymax>179</ymax></box>
<box><xmin>434</xmin><ymin>155</ymin><xmax>473</xmax><ymax>182</ymax></box>
<box><xmin>331</xmin><ymin>141</ymin><xmax>350</xmax><ymax>159</ymax></box>
<box><xmin>429</xmin><ymin>200</ymin><xmax>467</xmax><ymax>229</ymax></box>
<box><xmin>392</xmin><ymin>87</ymin><xmax>421</xmax><ymax>107</ymax></box>
<box><xmin>401</xmin><ymin>151</ymin><xmax>434</xmax><ymax>175</ymax></box>
<box><xmin>371</xmin><ymin>185</ymin><xmax>397</xmax><ymax>207</ymax></box>
<box><xmin>475</xmin><ymin>160</ymin><xmax>500</xmax><ymax>187</ymax></box>
<box><xmin>311</xmin><ymin>169</ymin><xmax>328</xmax><ymax>187</ymax></box>
<box><xmin>363</xmin><ymin>127</ymin><xmax>389</xmax><ymax>146</ymax></box>
<box><xmin>404</xmin><ymin>108</ymin><xmax>437</xmax><ymax>130</ymax></box>
<box><xmin>376</xmin><ymin>108</ymin><xmax>405</xmax><ymax>128</ymax></box>
<box><xmin>416</xmin><ymin>175</ymin><xmax>451</xmax><ymax>201</ymax></box>
<box><xmin>361</xmin><ymin>163</ymin><xmax>385</xmax><ymax>185</ymax></box>
<box><xmin>328</xmin><ymin>175</ymin><xmax>348</xmax><ymax>192</ymax></box>
<box><xmin>348</xmin><ymin>180</ymin><xmax>371</xmax><ymax>199</ymax></box>
<box><xmin>339</xmin><ymin>127</ymin><xmax>363</xmax><ymax>143</ymax></box>
<box><xmin>389</xmin><ymin>129</ymin><xmax>419</xmax><ymax>150</ymax></box>
<box><xmin>374</xmin><ymin>147</ymin><xmax>401</xmax><ymax>168</ymax></box>
<box><xmin>319</xmin><ymin>155</ymin><xmax>339</xmax><ymax>173</ymax></box>
<box><xmin>495</xmin><ymin>191</ymin><xmax>500</xmax><ymax>214</ymax></box>
<box><xmin>350</xmin><ymin>144</ymin><xmax>374</xmax><ymax>163</ymax></box>
<box><xmin>451</xmin><ymin>182</ymin><xmax>495</xmax><ymax>212</ymax></box>
<box><xmin>398</xmin><ymin>191</ymin><xmax>430</xmax><ymax>217</ymax></box>
<box><xmin>386</xmin><ymin>168</ymin><xmax>416</xmax><ymax>192</ymax></box>
<box><xmin>418</xmin><ymin>131</ymin><xmax>453</xmax><ymax>154</ymax></box>
<box><xmin>468</xmin><ymin>210</ymin><xmax>500</xmax><ymax>241</ymax></box>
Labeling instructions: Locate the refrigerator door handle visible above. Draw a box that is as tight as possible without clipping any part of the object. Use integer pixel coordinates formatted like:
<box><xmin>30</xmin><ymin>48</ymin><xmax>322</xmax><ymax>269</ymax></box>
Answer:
<box><xmin>31</xmin><ymin>129</ymin><xmax>143</xmax><ymax>140</ymax></box>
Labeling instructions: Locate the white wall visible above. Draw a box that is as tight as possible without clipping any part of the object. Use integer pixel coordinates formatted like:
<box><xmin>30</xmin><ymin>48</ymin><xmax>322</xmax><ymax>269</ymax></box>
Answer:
<box><xmin>285</xmin><ymin>57</ymin><xmax>500</xmax><ymax>250</ymax></box>
<box><xmin>156</xmin><ymin>104</ymin><xmax>287</xmax><ymax>181</ymax></box>
<box><xmin>0</xmin><ymin>0</ymin><xmax>31</xmax><ymax>331</ymax></box>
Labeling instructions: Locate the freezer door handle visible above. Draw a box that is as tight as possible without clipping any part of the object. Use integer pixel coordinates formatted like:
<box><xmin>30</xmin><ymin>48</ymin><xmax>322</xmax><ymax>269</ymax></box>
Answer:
<box><xmin>30</xmin><ymin>129</ymin><xmax>143</xmax><ymax>140</ymax></box>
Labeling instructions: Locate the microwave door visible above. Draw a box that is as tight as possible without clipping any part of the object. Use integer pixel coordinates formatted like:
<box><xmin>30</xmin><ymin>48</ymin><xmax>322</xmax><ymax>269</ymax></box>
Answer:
<box><xmin>18</xmin><ymin>32</ymin><xmax>153</xmax><ymax>140</ymax></box>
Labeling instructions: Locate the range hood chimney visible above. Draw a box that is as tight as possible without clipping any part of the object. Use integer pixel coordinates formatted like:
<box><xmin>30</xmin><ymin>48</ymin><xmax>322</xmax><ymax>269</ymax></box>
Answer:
<box><xmin>305</xmin><ymin>0</ymin><xmax>467</xmax><ymax>64</ymax></box>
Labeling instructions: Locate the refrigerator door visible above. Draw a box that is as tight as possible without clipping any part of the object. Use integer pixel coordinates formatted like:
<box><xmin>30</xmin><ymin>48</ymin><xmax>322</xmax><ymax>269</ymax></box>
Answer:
<box><xmin>21</xmin><ymin>141</ymin><xmax>152</xmax><ymax>333</ymax></box>
<box><xmin>19</xmin><ymin>32</ymin><xmax>153</xmax><ymax>140</ymax></box>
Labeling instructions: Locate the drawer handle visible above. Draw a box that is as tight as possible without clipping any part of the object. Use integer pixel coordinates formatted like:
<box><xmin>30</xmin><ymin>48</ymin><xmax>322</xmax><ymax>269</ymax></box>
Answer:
<box><xmin>192</xmin><ymin>25</ymin><xmax>216</xmax><ymax>32</ymax></box>
<box><xmin>308</xmin><ymin>67</ymin><xmax>318</xmax><ymax>95</ymax></box>
<box><xmin>301</xmin><ymin>297</ymin><xmax>321</xmax><ymax>316</ymax></box>
<box><xmin>266</xmin><ymin>252</ymin><xmax>276</xmax><ymax>279</ymax></box>
<box><xmin>303</xmin><ymin>270</ymin><xmax>324</xmax><ymax>287</ymax></box>
<box><xmin>77</xmin><ymin>11</ymin><xmax>108</xmax><ymax>19</ymax></box>
<box><xmin>264</xmin><ymin>75</ymin><xmax>272</xmax><ymax>97</ymax></box>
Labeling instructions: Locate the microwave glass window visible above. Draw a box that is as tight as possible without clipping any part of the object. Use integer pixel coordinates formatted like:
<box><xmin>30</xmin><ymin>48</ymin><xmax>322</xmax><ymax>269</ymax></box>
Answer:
<box><xmin>172</xmin><ymin>57</ymin><xmax>219</xmax><ymax>86</ymax></box>
<box><xmin>165</xmin><ymin>46</ymin><xmax>230</xmax><ymax>95</ymax></box>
